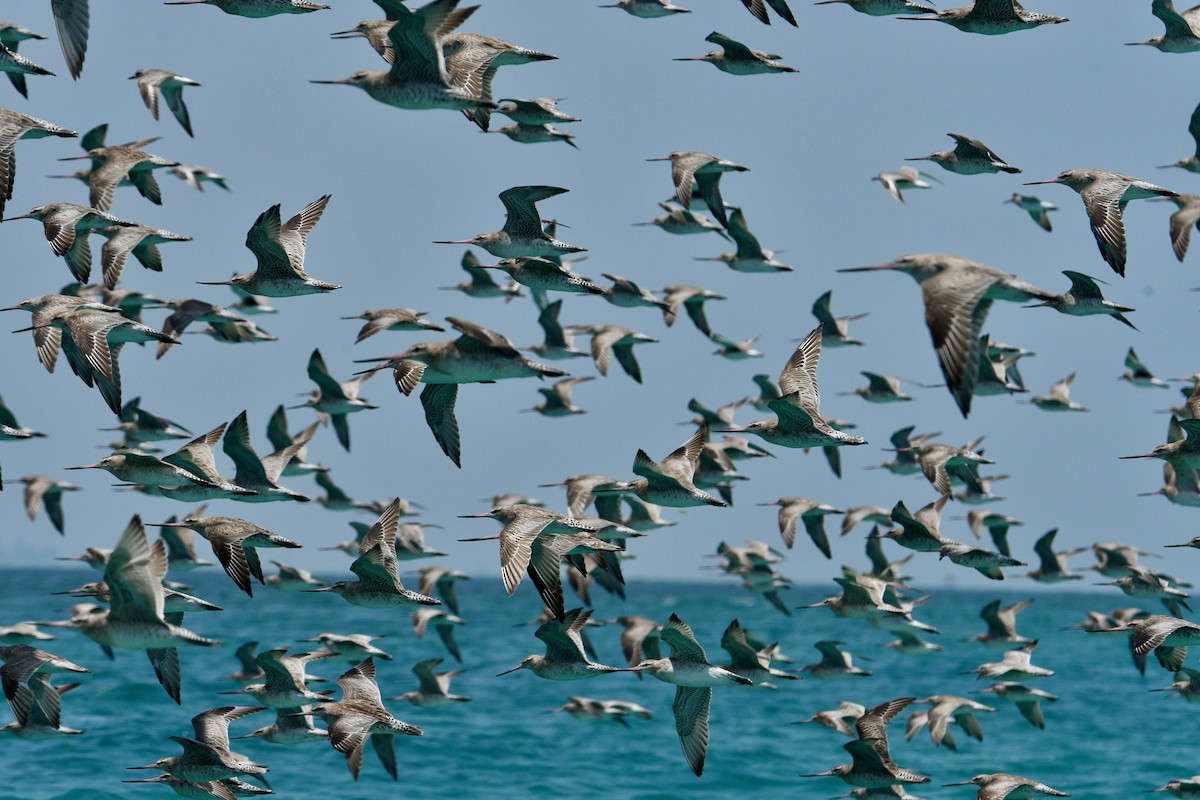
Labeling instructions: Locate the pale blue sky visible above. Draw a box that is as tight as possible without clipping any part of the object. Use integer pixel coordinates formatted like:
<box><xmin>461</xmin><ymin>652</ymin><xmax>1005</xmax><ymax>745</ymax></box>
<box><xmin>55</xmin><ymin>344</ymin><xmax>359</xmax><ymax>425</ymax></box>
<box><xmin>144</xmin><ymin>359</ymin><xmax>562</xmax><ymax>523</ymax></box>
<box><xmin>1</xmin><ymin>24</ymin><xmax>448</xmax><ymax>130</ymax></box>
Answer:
<box><xmin>0</xmin><ymin>1</ymin><xmax>1195</xmax><ymax>596</ymax></box>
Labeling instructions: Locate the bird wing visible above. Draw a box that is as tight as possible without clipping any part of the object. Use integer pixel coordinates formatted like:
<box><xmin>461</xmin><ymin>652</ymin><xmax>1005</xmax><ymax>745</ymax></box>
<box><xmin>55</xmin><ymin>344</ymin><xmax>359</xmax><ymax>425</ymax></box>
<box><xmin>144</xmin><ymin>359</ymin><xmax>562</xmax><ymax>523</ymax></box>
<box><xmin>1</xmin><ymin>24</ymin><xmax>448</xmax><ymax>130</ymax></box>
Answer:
<box><xmin>278</xmin><ymin>195</ymin><xmax>330</xmax><ymax>276</ymax></box>
<box><xmin>778</xmin><ymin>326</ymin><xmax>823</xmax><ymax>412</ymax></box>
<box><xmin>499</xmin><ymin>185</ymin><xmax>567</xmax><ymax>240</ymax></box>
<box><xmin>222</xmin><ymin>411</ymin><xmax>269</xmax><ymax>487</ymax></box>
<box><xmin>656</xmin><ymin>426</ymin><xmax>707</xmax><ymax>484</ymax></box>
<box><xmin>922</xmin><ymin>269</ymin><xmax>994</xmax><ymax>417</ymax></box>
<box><xmin>661</xmin><ymin>613</ymin><xmax>707</xmax><ymax>662</ymax></box>
<box><xmin>337</xmin><ymin>658</ymin><xmax>384</xmax><ymax>707</ymax></box>
<box><xmin>499</xmin><ymin>511</ymin><xmax>555</xmax><ymax>595</ymax></box>
<box><xmin>1063</xmin><ymin>270</ymin><xmax>1105</xmax><ymax>300</ymax></box>
<box><xmin>673</xmin><ymin>686</ymin><xmax>711</xmax><ymax>777</ymax></box>
<box><xmin>724</xmin><ymin>207</ymin><xmax>764</xmax><ymax>259</ymax></box>
<box><xmin>161</xmin><ymin>81</ymin><xmax>194</xmax><ymax>137</ymax></box>
<box><xmin>1080</xmin><ymin>181</ymin><xmax>1128</xmax><ymax>276</ymax></box>
<box><xmin>419</xmin><ymin>383</ymin><xmax>460</xmax><ymax>468</ymax></box>
<box><xmin>105</xmin><ymin>515</ymin><xmax>167</xmax><ymax>623</ymax></box>
<box><xmin>386</xmin><ymin>0</ymin><xmax>463</xmax><ymax>84</ymax></box>
<box><xmin>50</xmin><ymin>0</ymin><xmax>88</xmax><ymax>79</ymax></box>
<box><xmin>306</xmin><ymin>348</ymin><xmax>348</xmax><ymax>401</ymax></box>
<box><xmin>1154</xmin><ymin>0</ymin><xmax>1198</xmax><ymax>38</ymax></box>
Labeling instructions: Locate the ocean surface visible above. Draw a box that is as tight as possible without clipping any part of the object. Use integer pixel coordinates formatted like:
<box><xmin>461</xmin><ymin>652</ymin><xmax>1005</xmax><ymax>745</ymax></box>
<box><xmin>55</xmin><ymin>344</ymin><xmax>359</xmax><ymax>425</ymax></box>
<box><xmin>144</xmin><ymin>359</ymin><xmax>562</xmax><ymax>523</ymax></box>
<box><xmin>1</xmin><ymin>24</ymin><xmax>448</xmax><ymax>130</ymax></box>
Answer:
<box><xmin>0</xmin><ymin>567</ymin><xmax>1188</xmax><ymax>799</ymax></box>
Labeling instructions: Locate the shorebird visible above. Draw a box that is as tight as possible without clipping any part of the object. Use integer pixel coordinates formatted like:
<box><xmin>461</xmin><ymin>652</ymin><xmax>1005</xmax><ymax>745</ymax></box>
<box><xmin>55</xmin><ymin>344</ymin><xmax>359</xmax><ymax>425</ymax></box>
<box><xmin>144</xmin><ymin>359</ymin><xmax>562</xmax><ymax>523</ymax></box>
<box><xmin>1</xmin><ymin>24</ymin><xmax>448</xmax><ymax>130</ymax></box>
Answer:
<box><xmin>500</xmin><ymin>608</ymin><xmax>625</xmax><ymax>680</ymax></box>
<box><xmin>629</xmin><ymin>613</ymin><xmax>751</xmax><ymax>776</ymax></box>
<box><xmin>839</xmin><ymin>253</ymin><xmax>1056</xmax><ymax>416</ymax></box>
<box><xmin>1030</xmin><ymin>373</ymin><xmax>1088</xmax><ymax>412</ymax></box>
<box><xmin>940</xmin><ymin>542</ymin><xmax>1025</xmax><ymax>580</ymax></box>
<box><xmin>0</xmin><ymin>110</ymin><xmax>76</xmax><ymax>219</ymax></box>
<box><xmin>343</xmin><ymin>309</ymin><xmax>444</xmax><ymax>343</ymax></box>
<box><xmin>715</xmin><ymin>619</ymin><xmax>796</xmax><ymax>688</ymax></box>
<box><xmin>297</xmin><ymin>349</ymin><xmax>377</xmax><ymax>451</ymax></box>
<box><xmin>908</xmin><ymin>133</ymin><xmax>1020</xmax><ymax>175</ymax></box>
<box><xmin>906</xmin><ymin>695</ymin><xmax>995</xmax><ymax>751</ymax></box>
<box><xmin>675</xmin><ymin>31</ymin><xmax>797</xmax><ymax>74</ymax></box>
<box><xmin>1127</xmin><ymin>0</ymin><xmax>1200</xmax><ymax>51</ymax></box>
<box><xmin>803</xmin><ymin>697</ymin><xmax>928</xmax><ymax>788</ymax></box>
<box><xmin>965</xmin><ymin>642</ymin><xmax>1053</xmax><ymax>681</ymax></box>
<box><xmin>479</xmin><ymin>257</ymin><xmax>604</xmax><ymax>299</ymax></box>
<box><xmin>127</xmin><ymin>706</ymin><xmax>269</xmax><ymax>786</ymax></box>
<box><xmin>1026</xmin><ymin>529</ymin><xmax>1085</xmax><ymax>583</ymax></box>
<box><xmin>0</xmin><ymin>645</ymin><xmax>89</xmax><ymax>728</ymax></box>
<box><xmin>157</xmin><ymin>514</ymin><xmax>301</xmax><ymax>597</ymax></box>
<box><xmin>357</xmin><ymin>316</ymin><xmax>566</xmax><ymax>466</ymax></box>
<box><xmin>221</xmin><ymin>410</ymin><xmax>310</xmax><ymax>502</ymax></box>
<box><xmin>440</xmin><ymin>251</ymin><xmax>521</xmax><ymax>300</ymax></box>
<box><xmin>7</xmin><ymin>475</ymin><xmax>79</xmax><ymax>534</ymax></box>
<box><xmin>562</xmin><ymin>324</ymin><xmax>654</xmax><ymax>383</ymax></box>
<box><xmin>305</xmin><ymin>658</ymin><xmax>423</xmax><ymax>781</ymax></box>
<box><xmin>659</xmin><ymin>284</ymin><xmax>725</xmax><ymax>336</ymax></box>
<box><xmin>264</xmin><ymin>406</ymin><xmax>323</xmax><ymax>477</ymax></box>
<box><xmin>170</xmin><ymin>164</ymin><xmax>230</xmax><ymax>192</ymax></box>
<box><xmin>1005</xmin><ymin>193</ymin><xmax>1056</xmax><ymax>231</ymax></box>
<box><xmin>417</xmin><ymin>566</ymin><xmax>469</xmax><ymax>614</ymax></box>
<box><xmin>435</xmin><ymin>186</ymin><xmax>582</xmax><ymax>259</ymax></box>
<box><xmin>3</xmin><ymin>202</ymin><xmax>137</xmax><ymax>283</ymax></box>
<box><xmin>303</xmin><ymin>633</ymin><xmax>391</xmax><ymax>663</ymax></box>
<box><xmin>394</xmin><ymin>658</ymin><xmax>469</xmax><ymax>707</ymax></box>
<box><xmin>760</xmin><ymin>497</ymin><xmax>842</xmax><ymax>557</ymax></box>
<box><xmin>1162</xmin><ymin>101</ymin><xmax>1200</xmax><ymax>172</ymax></box>
<box><xmin>310</xmin><ymin>499</ymin><xmax>440</xmax><ymax>608</ymax></box>
<box><xmin>0</xmin><ymin>23</ymin><xmax>52</xmax><ymax>97</ymax></box>
<box><xmin>842</xmin><ymin>506</ymin><xmax>893</xmax><ymax>537</ymax></box>
<box><xmin>971</xmin><ymin>599</ymin><xmax>1034</xmax><ymax>648</ymax></box>
<box><xmin>130</xmin><ymin>69</ymin><xmax>201</xmax><ymax>136</ymax></box>
<box><xmin>0</xmin><ymin>675</ymin><xmax>83</xmax><ymax>738</ymax></box>
<box><xmin>635</xmin><ymin>203</ymin><xmax>729</xmax><ymax>239</ymax></box>
<box><xmin>695</xmin><ymin>206</ymin><xmax>792</xmax><ymax>272</ymax></box>
<box><xmin>551</xmin><ymin>696</ymin><xmax>652</xmax><ymax>726</ymax></box>
<box><xmin>739</xmin><ymin>0</ymin><xmax>797</xmax><ymax>24</ymax></box>
<box><xmin>599</xmin><ymin>273</ymin><xmax>669</xmax><ymax>313</ymax></box>
<box><xmin>709</xmin><ymin>333</ymin><xmax>762</xmax><ymax>360</ymax></box>
<box><xmin>877</xmin><ymin>497</ymin><xmax>949</xmax><ymax>552</ymax></box>
<box><xmin>1120</xmin><ymin>347</ymin><xmax>1169</xmax><ymax>389</ymax></box>
<box><xmin>798</xmin><ymin>700</ymin><xmax>866</xmax><ymax>736</ymax></box>
<box><xmin>594</xmin><ymin>426</ymin><xmax>726</xmax><ymax>508</ymax></box>
<box><xmin>44</xmin><ymin>516</ymin><xmax>219</xmax><ymax>702</ymax></box>
<box><xmin>813</xmin><ymin>291</ymin><xmax>867</xmax><ymax>346</ymax></box>
<box><xmin>1025</xmin><ymin>169</ymin><xmax>1178</xmax><ymax>276</ymax></box>
<box><xmin>57</xmin><ymin>141</ymin><xmax>180</xmax><ymax>213</ymax></box>
<box><xmin>412</xmin><ymin>608</ymin><xmax>466</xmax><ymax>661</ymax></box>
<box><xmin>722</xmin><ymin>327</ymin><xmax>867</xmax><ymax>449</ymax></box>
<box><xmin>233</xmin><ymin>707</ymin><xmax>328</xmax><ymax>746</ymax></box>
<box><xmin>529</xmin><ymin>376</ymin><xmax>593</xmax><ymax>416</ymax></box>
<box><xmin>265</xmin><ymin>560</ymin><xmax>324</xmax><ymax>591</ymax></box>
<box><xmin>1100</xmin><ymin>615</ymin><xmax>1200</xmax><ymax>672</ymax></box>
<box><xmin>1101</xmin><ymin>566</ymin><xmax>1192</xmax><ymax>617</ymax></box>
<box><xmin>494</xmin><ymin>96</ymin><xmax>578</xmax><ymax>126</ymax></box>
<box><xmin>978</xmin><ymin>682</ymin><xmax>1058</xmax><ymax>729</ymax></box>
<box><xmin>601</xmin><ymin>0</ymin><xmax>692</xmax><ymax>15</ymax></box>
<box><xmin>93</xmin><ymin>224</ymin><xmax>192</xmax><ymax>290</ymax></box>
<box><xmin>165</xmin><ymin>0</ymin><xmax>329</xmax><ymax>15</ymax></box>
<box><xmin>198</xmin><ymin>195</ymin><xmax>338</xmax><ymax>296</ymax></box>
<box><xmin>459</xmin><ymin>503</ymin><xmax>624</xmax><ymax>617</ymax></box>
<box><xmin>872</xmin><ymin>165</ymin><xmax>938</xmax><ymax>203</ymax></box>
<box><xmin>802</xmin><ymin>640</ymin><xmax>872</xmax><ymax>679</ymax></box>
<box><xmin>843</xmin><ymin>373</ymin><xmax>918</xmax><ymax>403</ymax></box>
<box><xmin>1149</xmin><ymin>776</ymin><xmax>1200</xmax><ymax>798</ymax></box>
<box><xmin>493</xmin><ymin>122</ymin><xmax>577</xmax><ymax>148</ymax></box>
<box><xmin>1027</xmin><ymin>270</ymin><xmax>1136</xmax><ymax>330</ymax></box>
<box><xmin>19</xmin><ymin>307</ymin><xmax>179</xmax><ymax>414</ymax></box>
<box><xmin>1155</xmin><ymin>193</ymin><xmax>1200</xmax><ymax>265</ymax></box>
<box><xmin>221</xmin><ymin>648</ymin><xmax>333</xmax><ymax>708</ymax></box>
<box><xmin>900</xmin><ymin>0</ymin><xmax>1067</xmax><ymax>33</ymax></box>
<box><xmin>945</xmin><ymin>773</ymin><xmax>1068</xmax><ymax>798</ymax></box>
<box><xmin>0</xmin><ymin>623</ymin><xmax>55</xmax><ymax>646</ymax></box>
<box><xmin>648</xmin><ymin>150</ymin><xmax>747</xmax><ymax>227</ymax></box>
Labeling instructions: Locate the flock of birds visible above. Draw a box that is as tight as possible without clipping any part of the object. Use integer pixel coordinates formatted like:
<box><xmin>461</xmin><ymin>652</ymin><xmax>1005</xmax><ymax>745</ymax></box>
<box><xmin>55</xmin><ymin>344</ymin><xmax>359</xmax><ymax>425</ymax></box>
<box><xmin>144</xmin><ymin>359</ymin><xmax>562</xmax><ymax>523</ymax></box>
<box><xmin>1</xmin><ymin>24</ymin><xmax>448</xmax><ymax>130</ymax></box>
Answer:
<box><xmin>6</xmin><ymin>0</ymin><xmax>1200</xmax><ymax>798</ymax></box>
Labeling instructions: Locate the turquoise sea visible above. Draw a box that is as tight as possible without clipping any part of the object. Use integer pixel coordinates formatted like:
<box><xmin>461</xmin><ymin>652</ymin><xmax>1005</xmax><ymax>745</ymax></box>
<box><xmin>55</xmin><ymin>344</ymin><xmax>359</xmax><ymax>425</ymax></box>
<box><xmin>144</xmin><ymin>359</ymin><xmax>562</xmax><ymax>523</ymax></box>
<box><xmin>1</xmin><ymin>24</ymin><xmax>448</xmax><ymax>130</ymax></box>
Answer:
<box><xmin>0</xmin><ymin>567</ymin><xmax>1189</xmax><ymax>800</ymax></box>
